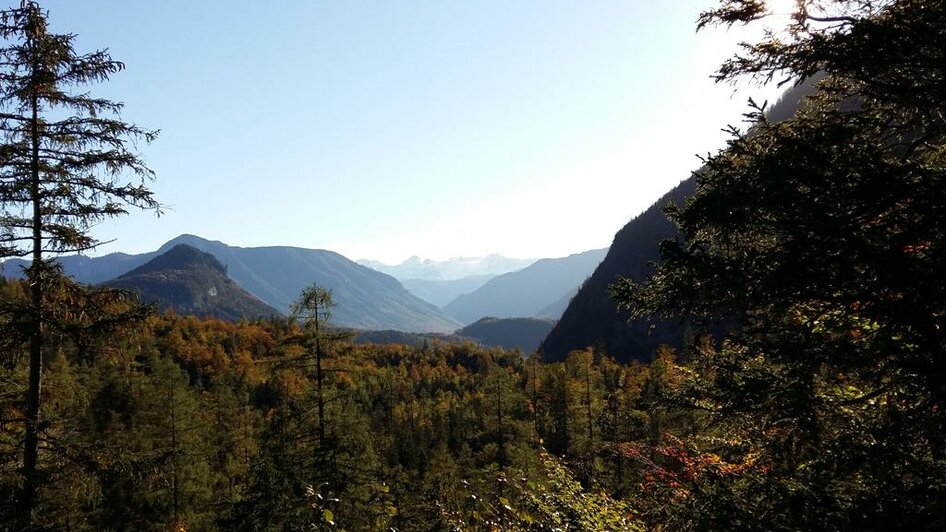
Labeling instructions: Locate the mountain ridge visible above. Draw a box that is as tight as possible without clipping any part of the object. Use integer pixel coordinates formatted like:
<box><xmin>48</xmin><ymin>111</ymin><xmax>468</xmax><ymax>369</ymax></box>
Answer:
<box><xmin>400</xmin><ymin>274</ymin><xmax>497</xmax><ymax>308</ymax></box>
<box><xmin>457</xmin><ymin>317</ymin><xmax>554</xmax><ymax>353</ymax></box>
<box><xmin>359</xmin><ymin>254</ymin><xmax>536</xmax><ymax>281</ymax></box>
<box><xmin>2</xmin><ymin>234</ymin><xmax>460</xmax><ymax>333</ymax></box>
<box><xmin>443</xmin><ymin>248</ymin><xmax>608</xmax><ymax>325</ymax></box>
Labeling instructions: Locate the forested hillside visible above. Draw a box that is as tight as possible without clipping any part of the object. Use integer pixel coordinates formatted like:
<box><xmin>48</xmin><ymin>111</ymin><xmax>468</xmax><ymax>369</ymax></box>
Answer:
<box><xmin>152</xmin><ymin>235</ymin><xmax>460</xmax><ymax>333</ymax></box>
<box><xmin>457</xmin><ymin>317</ymin><xmax>555</xmax><ymax>353</ymax></box>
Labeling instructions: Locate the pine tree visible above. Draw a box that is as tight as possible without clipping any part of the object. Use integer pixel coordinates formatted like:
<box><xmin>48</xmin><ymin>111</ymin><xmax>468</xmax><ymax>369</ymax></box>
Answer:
<box><xmin>0</xmin><ymin>2</ymin><xmax>157</xmax><ymax>525</ymax></box>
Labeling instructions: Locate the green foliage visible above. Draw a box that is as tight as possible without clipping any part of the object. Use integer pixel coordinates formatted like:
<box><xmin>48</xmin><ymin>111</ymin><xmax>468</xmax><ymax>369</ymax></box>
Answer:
<box><xmin>446</xmin><ymin>451</ymin><xmax>642</xmax><ymax>531</ymax></box>
<box><xmin>612</xmin><ymin>0</ymin><xmax>946</xmax><ymax>528</ymax></box>
<box><xmin>9</xmin><ymin>2</ymin><xmax>945</xmax><ymax>530</ymax></box>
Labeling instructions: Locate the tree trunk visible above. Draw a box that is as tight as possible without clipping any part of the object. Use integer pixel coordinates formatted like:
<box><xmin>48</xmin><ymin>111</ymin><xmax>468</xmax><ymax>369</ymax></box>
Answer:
<box><xmin>170</xmin><ymin>380</ymin><xmax>180</xmax><ymax>523</ymax></box>
<box><xmin>497</xmin><ymin>374</ymin><xmax>506</xmax><ymax>467</ymax></box>
<box><xmin>22</xmin><ymin>71</ymin><xmax>43</xmax><ymax>527</ymax></box>
<box><xmin>314</xmin><ymin>311</ymin><xmax>325</xmax><ymax>451</ymax></box>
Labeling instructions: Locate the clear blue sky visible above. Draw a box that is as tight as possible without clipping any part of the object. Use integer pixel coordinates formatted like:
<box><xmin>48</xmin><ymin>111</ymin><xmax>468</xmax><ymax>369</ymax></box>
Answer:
<box><xmin>40</xmin><ymin>0</ymin><xmax>784</xmax><ymax>263</ymax></box>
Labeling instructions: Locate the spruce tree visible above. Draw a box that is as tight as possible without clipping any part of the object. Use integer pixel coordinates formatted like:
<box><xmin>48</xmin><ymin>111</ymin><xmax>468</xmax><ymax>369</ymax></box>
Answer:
<box><xmin>613</xmin><ymin>0</ymin><xmax>946</xmax><ymax>527</ymax></box>
<box><xmin>0</xmin><ymin>2</ymin><xmax>157</xmax><ymax>525</ymax></box>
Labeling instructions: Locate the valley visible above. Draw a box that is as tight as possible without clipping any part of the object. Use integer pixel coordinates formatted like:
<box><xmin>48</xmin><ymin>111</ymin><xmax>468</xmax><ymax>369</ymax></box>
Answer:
<box><xmin>0</xmin><ymin>1</ymin><xmax>942</xmax><ymax>530</ymax></box>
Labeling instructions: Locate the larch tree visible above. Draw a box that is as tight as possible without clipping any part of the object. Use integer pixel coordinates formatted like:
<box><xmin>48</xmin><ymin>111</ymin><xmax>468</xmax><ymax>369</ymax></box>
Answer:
<box><xmin>0</xmin><ymin>1</ymin><xmax>157</xmax><ymax>525</ymax></box>
<box><xmin>291</xmin><ymin>284</ymin><xmax>336</xmax><ymax>452</ymax></box>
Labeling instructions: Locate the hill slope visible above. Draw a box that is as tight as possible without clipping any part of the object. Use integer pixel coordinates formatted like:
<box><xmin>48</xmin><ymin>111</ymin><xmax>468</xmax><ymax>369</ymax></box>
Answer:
<box><xmin>457</xmin><ymin>317</ymin><xmax>554</xmax><ymax>353</ymax></box>
<box><xmin>538</xmin><ymin>181</ymin><xmax>694</xmax><ymax>362</ymax></box>
<box><xmin>108</xmin><ymin>244</ymin><xmax>281</xmax><ymax>321</ymax></box>
<box><xmin>443</xmin><ymin>248</ymin><xmax>607</xmax><ymax>325</ymax></box>
<box><xmin>400</xmin><ymin>274</ymin><xmax>496</xmax><ymax>307</ymax></box>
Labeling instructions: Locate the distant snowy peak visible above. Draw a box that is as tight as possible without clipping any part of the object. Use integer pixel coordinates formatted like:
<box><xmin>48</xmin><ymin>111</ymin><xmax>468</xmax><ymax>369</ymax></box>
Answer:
<box><xmin>358</xmin><ymin>254</ymin><xmax>537</xmax><ymax>281</ymax></box>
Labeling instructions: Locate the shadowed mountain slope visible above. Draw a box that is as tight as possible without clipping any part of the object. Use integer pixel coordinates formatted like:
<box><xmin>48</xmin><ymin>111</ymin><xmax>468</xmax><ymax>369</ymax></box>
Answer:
<box><xmin>538</xmin><ymin>180</ymin><xmax>694</xmax><ymax>363</ymax></box>
<box><xmin>457</xmin><ymin>317</ymin><xmax>554</xmax><ymax>353</ymax></box>
<box><xmin>151</xmin><ymin>235</ymin><xmax>460</xmax><ymax>333</ymax></box>
<box><xmin>107</xmin><ymin>244</ymin><xmax>280</xmax><ymax>321</ymax></box>
<box><xmin>539</xmin><ymin>80</ymin><xmax>816</xmax><ymax>363</ymax></box>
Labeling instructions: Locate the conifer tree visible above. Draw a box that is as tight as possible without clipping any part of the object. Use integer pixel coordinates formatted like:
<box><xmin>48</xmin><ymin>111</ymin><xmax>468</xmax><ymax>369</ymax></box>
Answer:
<box><xmin>291</xmin><ymin>285</ymin><xmax>336</xmax><ymax>452</ymax></box>
<box><xmin>614</xmin><ymin>0</ymin><xmax>946</xmax><ymax>527</ymax></box>
<box><xmin>0</xmin><ymin>1</ymin><xmax>157</xmax><ymax>524</ymax></box>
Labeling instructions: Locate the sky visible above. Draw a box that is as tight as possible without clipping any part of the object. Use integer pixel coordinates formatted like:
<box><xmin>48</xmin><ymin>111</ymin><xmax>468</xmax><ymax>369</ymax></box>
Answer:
<box><xmin>38</xmin><ymin>0</ymin><xmax>790</xmax><ymax>264</ymax></box>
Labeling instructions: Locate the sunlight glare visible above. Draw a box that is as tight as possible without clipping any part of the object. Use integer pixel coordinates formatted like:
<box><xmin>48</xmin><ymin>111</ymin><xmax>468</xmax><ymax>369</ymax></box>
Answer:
<box><xmin>766</xmin><ymin>0</ymin><xmax>799</xmax><ymax>17</ymax></box>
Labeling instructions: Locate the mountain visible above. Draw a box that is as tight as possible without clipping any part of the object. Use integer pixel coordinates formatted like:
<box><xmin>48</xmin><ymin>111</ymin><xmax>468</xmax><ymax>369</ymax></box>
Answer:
<box><xmin>535</xmin><ymin>289</ymin><xmax>577</xmax><ymax>320</ymax></box>
<box><xmin>539</xmin><ymin>81</ymin><xmax>816</xmax><ymax>363</ymax></box>
<box><xmin>400</xmin><ymin>274</ymin><xmax>496</xmax><ymax>307</ymax></box>
<box><xmin>359</xmin><ymin>254</ymin><xmax>536</xmax><ymax>281</ymax></box>
<box><xmin>107</xmin><ymin>244</ymin><xmax>280</xmax><ymax>321</ymax></box>
<box><xmin>442</xmin><ymin>248</ymin><xmax>608</xmax><ymax>325</ymax></box>
<box><xmin>457</xmin><ymin>317</ymin><xmax>554</xmax><ymax>353</ymax></box>
<box><xmin>0</xmin><ymin>250</ymin><xmax>157</xmax><ymax>284</ymax></box>
<box><xmin>153</xmin><ymin>235</ymin><xmax>459</xmax><ymax>333</ymax></box>
<box><xmin>538</xmin><ymin>181</ymin><xmax>694</xmax><ymax>363</ymax></box>
<box><xmin>3</xmin><ymin>234</ymin><xmax>460</xmax><ymax>333</ymax></box>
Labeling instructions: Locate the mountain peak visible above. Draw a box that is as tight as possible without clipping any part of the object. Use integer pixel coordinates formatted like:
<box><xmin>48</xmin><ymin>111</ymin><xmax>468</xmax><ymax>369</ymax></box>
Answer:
<box><xmin>127</xmin><ymin>244</ymin><xmax>226</xmax><ymax>276</ymax></box>
<box><xmin>158</xmin><ymin>234</ymin><xmax>224</xmax><ymax>253</ymax></box>
<box><xmin>359</xmin><ymin>254</ymin><xmax>538</xmax><ymax>281</ymax></box>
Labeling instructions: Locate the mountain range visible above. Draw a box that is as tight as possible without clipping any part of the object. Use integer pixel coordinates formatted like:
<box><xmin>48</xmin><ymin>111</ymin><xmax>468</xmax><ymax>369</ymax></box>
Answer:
<box><xmin>442</xmin><ymin>248</ymin><xmax>608</xmax><ymax>325</ymax></box>
<box><xmin>358</xmin><ymin>254</ymin><xmax>536</xmax><ymax>281</ymax></box>
<box><xmin>0</xmin><ymin>236</ymin><xmax>607</xmax><ymax>334</ymax></box>
<box><xmin>399</xmin><ymin>275</ymin><xmax>496</xmax><ymax>308</ymax></box>
<box><xmin>2</xmin><ymin>235</ymin><xmax>459</xmax><ymax>333</ymax></box>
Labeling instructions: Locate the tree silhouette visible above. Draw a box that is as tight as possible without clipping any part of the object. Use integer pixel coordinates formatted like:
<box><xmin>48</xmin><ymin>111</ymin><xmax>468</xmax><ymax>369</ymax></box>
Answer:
<box><xmin>614</xmin><ymin>0</ymin><xmax>946</xmax><ymax>527</ymax></box>
<box><xmin>0</xmin><ymin>2</ymin><xmax>157</xmax><ymax>524</ymax></box>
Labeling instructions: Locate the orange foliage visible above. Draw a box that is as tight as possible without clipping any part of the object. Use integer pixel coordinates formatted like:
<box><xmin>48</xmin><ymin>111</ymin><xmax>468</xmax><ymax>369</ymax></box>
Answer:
<box><xmin>618</xmin><ymin>436</ymin><xmax>768</xmax><ymax>500</ymax></box>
